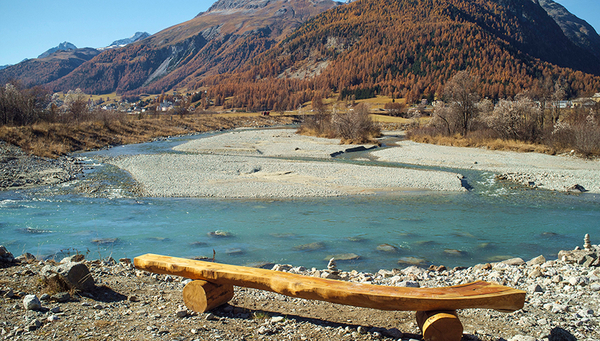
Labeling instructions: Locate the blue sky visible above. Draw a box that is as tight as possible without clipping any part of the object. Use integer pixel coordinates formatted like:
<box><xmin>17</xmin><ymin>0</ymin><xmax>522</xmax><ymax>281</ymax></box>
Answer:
<box><xmin>0</xmin><ymin>0</ymin><xmax>599</xmax><ymax>66</ymax></box>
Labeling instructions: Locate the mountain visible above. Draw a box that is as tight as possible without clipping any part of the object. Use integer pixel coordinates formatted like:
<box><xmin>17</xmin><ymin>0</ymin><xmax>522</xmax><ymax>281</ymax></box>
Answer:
<box><xmin>536</xmin><ymin>0</ymin><xmax>600</xmax><ymax>59</ymax></box>
<box><xmin>0</xmin><ymin>48</ymin><xmax>100</xmax><ymax>88</ymax></box>
<box><xmin>202</xmin><ymin>0</ymin><xmax>600</xmax><ymax>111</ymax></box>
<box><xmin>102</xmin><ymin>32</ymin><xmax>150</xmax><ymax>49</ymax></box>
<box><xmin>46</xmin><ymin>0</ymin><xmax>337</xmax><ymax>95</ymax></box>
<box><xmin>0</xmin><ymin>65</ymin><xmax>9</xmax><ymax>70</ymax></box>
<box><xmin>38</xmin><ymin>42</ymin><xmax>78</xmax><ymax>59</ymax></box>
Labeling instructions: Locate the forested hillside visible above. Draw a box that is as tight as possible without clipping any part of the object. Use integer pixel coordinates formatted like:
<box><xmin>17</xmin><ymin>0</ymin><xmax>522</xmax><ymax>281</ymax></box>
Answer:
<box><xmin>199</xmin><ymin>0</ymin><xmax>600</xmax><ymax>111</ymax></box>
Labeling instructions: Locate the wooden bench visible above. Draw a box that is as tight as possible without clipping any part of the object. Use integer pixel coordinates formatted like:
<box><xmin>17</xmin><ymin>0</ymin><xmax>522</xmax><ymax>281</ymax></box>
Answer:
<box><xmin>134</xmin><ymin>254</ymin><xmax>526</xmax><ymax>341</ymax></box>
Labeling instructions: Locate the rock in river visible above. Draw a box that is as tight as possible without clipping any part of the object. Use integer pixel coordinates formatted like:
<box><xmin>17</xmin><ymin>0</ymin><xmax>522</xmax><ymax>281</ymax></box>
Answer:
<box><xmin>293</xmin><ymin>242</ymin><xmax>326</xmax><ymax>251</ymax></box>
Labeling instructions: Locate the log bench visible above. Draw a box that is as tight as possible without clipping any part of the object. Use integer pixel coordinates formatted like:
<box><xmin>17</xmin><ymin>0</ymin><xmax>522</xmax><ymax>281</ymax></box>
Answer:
<box><xmin>134</xmin><ymin>254</ymin><xmax>526</xmax><ymax>341</ymax></box>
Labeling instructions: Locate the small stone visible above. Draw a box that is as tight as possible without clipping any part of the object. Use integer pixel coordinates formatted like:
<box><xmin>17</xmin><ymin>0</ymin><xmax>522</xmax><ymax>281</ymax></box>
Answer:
<box><xmin>383</xmin><ymin>328</ymin><xmax>403</xmax><ymax>339</ymax></box>
<box><xmin>271</xmin><ymin>316</ymin><xmax>285</xmax><ymax>323</ymax></box>
<box><xmin>176</xmin><ymin>309</ymin><xmax>187</xmax><ymax>318</ymax></box>
<box><xmin>93</xmin><ymin>304</ymin><xmax>103</xmax><ymax>309</ymax></box>
<box><xmin>50</xmin><ymin>306</ymin><xmax>61</xmax><ymax>313</ymax></box>
<box><xmin>27</xmin><ymin>319</ymin><xmax>42</xmax><ymax>331</ymax></box>
<box><xmin>23</xmin><ymin>295</ymin><xmax>42</xmax><ymax>311</ymax></box>
<box><xmin>501</xmin><ymin>258</ymin><xmax>525</xmax><ymax>266</ymax></box>
<box><xmin>527</xmin><ymin>255</ymin><xmax>546</xmax><ymax>266</ymax></box>
<box><xmin>205</xmin><ymin>312</ymin><xmax>218</xmax><ymax>321</ymax></box>
<box><xmin>357</xmin><ymin>326</ymin><xmax>366</xmax><ymax>334</ymax></box>
<box><xmin>39</xmin><ymin>293</ymin><xmax>51</xmax><ymax>301</ymax></box>
<box><xmin>4</xmin><ymin>289</ymin><xmax>14</xmax><ymax>298</ymax></box>
<box><xmin>529</xmin><ymin>268</ymin><xmax>543</xmax><ymax>279</ymax></box>
<box><xmin>52</xmin><ymin>292</ymin><xmax>70</xmax><ymax>303</ymax></box>
<box><xmin>397</xmin><ymin>280</ymin><xmax>420</xmax><ymax>288</ymax></box>
<box><xmin>529</xmin><ymin>284</ymin><xmax>544</xmax><ymax>293</ymax></box>
<box><xmin>128</xmin><ymin>295</ymin><xmax>139</xmax><ymax>302</ymax></box>
<box><xmin>590</xmin><ymin>283</ymin><xmax>600</xmax><ymax>291</ymax></box>
<box><xmin>47</xmin><ymin>315</ymin><xmax>60</xmax><ymax>322</ymax></box>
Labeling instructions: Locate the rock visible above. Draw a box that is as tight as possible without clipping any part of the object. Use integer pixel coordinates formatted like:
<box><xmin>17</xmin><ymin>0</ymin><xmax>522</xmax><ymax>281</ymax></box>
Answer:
<box><xmin>548</xmin><ymin>327</ymin><xmax>577</xmax><ymax>341</ymax></box>
<box><xmin>566</xmin><ymin>184</ymin><xmax>587</xmax><ymax>193</ymax></box>
<box><xmin>119</xmin><ymin>258</ymin><xmax>132</xmax><ymax>264</ymax></box>
<box><xmin>207</xmin><ymin>230</ymin><xmax>232</xmax><ymax>238</ymax></box>
<box><xmin>23</xmin><ymin>295</ymin><xmax>42</xmax><ymax>311</ymax></box>
<box><xmin>293</xmin><ymin>242</ymin><xmax>325</xmax><ymax>251</ymax></box>
<box><xmin>176</xmin><ymin>309</ymin><xmax>187</xmax><ymax>318</ymax></box>
<box><xmin>473</xmin><ymin>263</ymin><xmax>492</xmax><ymax>271</ymax></box>
<box><xmin>397</xmin><ymin>257</ymin><xmax>428</xmax><ymax>266</ymax></box>
<box><xmin>582</xmin><ymin>255</ymin><xmax>596</xmax><ymax>267</ymax></box>
<box><xmin>271</xmin><ymin>316</ymin><xmax>285</xmax><ymax>323</ymax></box>
<box><xmin>41</xmin><ymin>261</ymin><xmax>95</xmax><ymax>292</ymax></box>
<box><xmin>60</xmin><ymin>254</ymin><xmax>85</xmax><ymax>263</ymax></box>
<box><xmin>0</xmin><ymin>245</ymin><xmax>15</xmax><ymax>263</ymax></box>
<box><xmin>47</xmin><ymin>315</ymin><xmax>60</xmax><ymax>322</ymax></box>
<box><xmin>39</xmin><ymin>293</ymin><xmax>51</xmax><ymax>301</ymax></box>
<box><xmin>444</xmin><ymin>249</ymin><xmax>467</xmax><ymax>257</ymax></box>
<box><xmin>509</xmin><ymin>335</ymin><xmax>537</xmax><ymax>341</ymax></box>
<box><xmin>529</xmin><ymin>268</ymin><xmax>543</xmax><ymax>279</ymax></box>
<box><xmin>27</xmin><ymin>319</ymin><xmax>42</xmax><ymax>331</ymax></box>
<box><xmin>205</xmin><ymin>313</ymin><xmax>218</xmax><ymax>321</ymax></box>
<box><xmin>584</xmin><ymin>234</ymin><xmax>592</xmax><ymax>250</ymax></box>
<box><xmin>501</xmin><ymin>258</ymin><xmax>525</xmax><ymax>266</ymax></box>
<box><xmin>51</xmin><ymin>292</ymin><xmax>71</xmax><ymax>303</ymax></box>
<box><xmin>15</xmin><ymin>253</ymin><xmax>36</xmax><ymax>263</ymax></box>
<box><xmin>376</xmin><ymin>244</ymin><xmax>399</xmax><ymax>253</ymax></box>
<box><xmin>590</xmin><ymin>283</ymin><xmax>600</xmax><ymax>291</ymax></box>
<box><xmin>383</xmin><ymin>328</ymin><xmax>403</xmax><ymax>339</ymax></box>
<box><xmin>50</xmin><ymin>306</ymin><xmax>61</xmax><ymax>313</ymax></box>
<box><xmin>529</xmin><ymin>284</ymin><xmax>544</xmax><ymax>293</ymax></box>
<box><xmin>91</xmin><ymin>238</ymin><xmax>118</xmax><ymax>245</ymax></box>
<box><xmin>396</xmin><ymin>281</ymin><xmax>420</xmax><ymax>288</ymax></box>
<box><xmin>325</xmin><ymin>253</ymin><xmax>360</xmax><ymax>261</ymax></box>
<box><xmin>527</xmin><ymin>255</ymin><xmax>546</xmax><ymax>266</ymax></box>
<box><xmin>3</xmin><ymin>289</ymin><xmax>14</xmax><ymax>298</ymax></box>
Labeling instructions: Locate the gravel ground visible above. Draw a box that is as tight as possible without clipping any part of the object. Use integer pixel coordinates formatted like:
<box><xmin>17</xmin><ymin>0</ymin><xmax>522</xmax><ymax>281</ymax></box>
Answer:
<box><xmin>1</xmin><ymin>240</ymin><xmax>599</xmax><ymax>341</ymax></box>
<box><xmin>107</xmin><ymin>129</ymin><xmax>466</xmax><ymax>198</ymax></box>
<box><xmin>0</xmin><ymin>141</ymin><xmax>83</xmax><ymax>190</ymax></box>
<box><xmin>372</xmin><ymin>137</ymin><xmax>600</xmax><ymax>193</ymax></box>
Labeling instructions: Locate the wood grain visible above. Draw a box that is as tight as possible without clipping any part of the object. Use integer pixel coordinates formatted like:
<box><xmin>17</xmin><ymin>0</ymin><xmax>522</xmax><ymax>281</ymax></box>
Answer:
<box><xmin>134</xmin><ymin>254</ymin><xmax>526</xmax><ymax>312</ymax></box>
<box><xmin>417</xmin><ymin>310</ymin><xmax>463</xmax><ymax>341</ymax></box>
<box><xmin>183</xmin><ymin>280</ymin><xmax>234</xmax><ymax>313</ymax></box>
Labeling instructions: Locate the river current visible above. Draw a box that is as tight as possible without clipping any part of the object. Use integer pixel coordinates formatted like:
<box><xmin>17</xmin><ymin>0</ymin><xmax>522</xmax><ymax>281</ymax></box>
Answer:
<box><xmin>1</xmin><ymin>130</ymin><xmax>599</xmax><ymax>272</ymax></box>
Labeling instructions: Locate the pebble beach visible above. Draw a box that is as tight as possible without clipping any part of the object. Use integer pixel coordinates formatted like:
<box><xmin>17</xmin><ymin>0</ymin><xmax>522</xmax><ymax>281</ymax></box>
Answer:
<box><xmin>1</xmin><ymin>239</ymin><xmax>599</xmax><ymax>341</ymax></box>
<box><xmin>106</xmin><ymin>128</ymin><xmax>600</xmax><ymax>198</ymax></box>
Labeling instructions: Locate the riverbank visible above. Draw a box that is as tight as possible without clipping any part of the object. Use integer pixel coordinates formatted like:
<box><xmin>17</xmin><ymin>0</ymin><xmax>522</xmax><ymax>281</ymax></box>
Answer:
<box><xmin>106</xmin><ymin>128</ymin><xmax>600</xmax><ymax>198</ymax></box>
<box><xmin>1</xmin><ymin>240</ymin><xmax>598</xmax><ymax>341</ymax></box>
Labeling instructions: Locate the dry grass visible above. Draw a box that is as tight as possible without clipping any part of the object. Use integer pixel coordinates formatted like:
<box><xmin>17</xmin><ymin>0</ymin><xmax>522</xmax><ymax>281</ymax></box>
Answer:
<box><xmin>0</xmin><ymin>113</ymin><xmax>295</xmax><ymax>158</ymax></box>
<box><xmin>409</xmin><ymin>133</ymin><xmax>555</xmax><ymax>154</ymax></box>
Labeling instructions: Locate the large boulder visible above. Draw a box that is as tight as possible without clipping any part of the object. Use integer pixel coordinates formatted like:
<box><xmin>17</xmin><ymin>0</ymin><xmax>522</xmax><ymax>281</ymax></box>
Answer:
<box><xmin>41</xmin><ymin>261</ymin><xmax>95</xmax><ymax>292</ymax></box>
<box><xmin>0</xmin><ymin>245</ymin><xmax>15</xmax><ymax>263</ymax></box>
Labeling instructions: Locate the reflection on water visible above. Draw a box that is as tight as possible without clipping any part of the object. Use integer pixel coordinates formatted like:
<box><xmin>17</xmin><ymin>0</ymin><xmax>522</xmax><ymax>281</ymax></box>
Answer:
<box><xmin>1</xmin><ymin>131</ymin><xmax>599</xmax><ymax>272</ymax></box>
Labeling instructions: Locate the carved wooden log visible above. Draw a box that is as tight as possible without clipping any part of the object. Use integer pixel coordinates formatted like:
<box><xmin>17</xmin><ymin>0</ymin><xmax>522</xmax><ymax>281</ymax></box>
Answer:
<box><xmin>134</xmin><ymin>254</ymin><xmax>526</xmax><ymax>312</ymax></box>
<box><xmin>416</xmin><ymin>310</ymin><xmax>463</xmax><ymax>341</ymax></box>
<box><xmin>183</xmin><ymin>280</ymin><xmax>234</xmax><ymax>313</ymax></box>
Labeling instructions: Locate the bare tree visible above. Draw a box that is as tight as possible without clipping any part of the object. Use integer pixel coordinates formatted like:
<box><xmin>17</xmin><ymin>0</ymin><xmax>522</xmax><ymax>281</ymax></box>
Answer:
<box><xmin>63</xmin><ymin>88</ymin><xmax>88</xmax><ymax>122</ymax></box>
<box><xmin>443</xmin><ymin>71</ymin><xmax>480</xmax><ymax>136</ymax></box>
<box><xmin>485</xmin><ymin>95</ymin><xmax>542</xmax><ymax>142</ymax></box>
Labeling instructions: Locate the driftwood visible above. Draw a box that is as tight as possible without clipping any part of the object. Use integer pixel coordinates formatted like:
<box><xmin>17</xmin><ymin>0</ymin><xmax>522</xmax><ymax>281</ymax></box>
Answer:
<box><xmin>134</xmin><ymin>254</ymin><xmax>526</xmax><ymax>341</ymax></box>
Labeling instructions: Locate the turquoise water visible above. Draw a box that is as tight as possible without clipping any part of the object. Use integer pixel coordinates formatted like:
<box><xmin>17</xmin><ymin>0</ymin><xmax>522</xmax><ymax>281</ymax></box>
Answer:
<box><xmin>1</xmin><ymin>132</ymin><xmax>599</xmax><ymax>272</ymax></box>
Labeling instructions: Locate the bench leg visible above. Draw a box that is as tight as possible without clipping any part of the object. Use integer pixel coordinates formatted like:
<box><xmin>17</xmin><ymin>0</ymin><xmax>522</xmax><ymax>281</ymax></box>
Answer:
<box><xmin>183</xmin><ymin>280</ymin><xmax>234</xmax><ymax>313</ymax></box>
<box><xmin>416</xmin><ymin>310</ymin><xmax>463</xmax><ymax>341</ymax></box>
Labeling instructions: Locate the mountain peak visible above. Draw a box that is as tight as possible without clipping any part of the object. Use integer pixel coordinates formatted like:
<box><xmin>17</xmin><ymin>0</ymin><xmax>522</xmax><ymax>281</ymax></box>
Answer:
<box><xmin>107</xmin><ymin>32</ymin><xmax>150</xmax><ymax>48</ymax></box>
<box><xmin>38</xmin><ymin>42</ymin><xmax>77</xmax><ymax>59</ymax></box>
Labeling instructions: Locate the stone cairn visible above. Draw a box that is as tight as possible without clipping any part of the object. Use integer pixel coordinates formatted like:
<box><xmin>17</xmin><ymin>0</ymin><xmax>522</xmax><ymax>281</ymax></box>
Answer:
<box><xmin>558</xmin><ymin>234</ymin><xmax>599</xmax><ymax>268</ymax></box>
<box><xmin>584</xmin><ymin>234</ymin><xmax>592</xmax><ymax>251</ymax></box>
